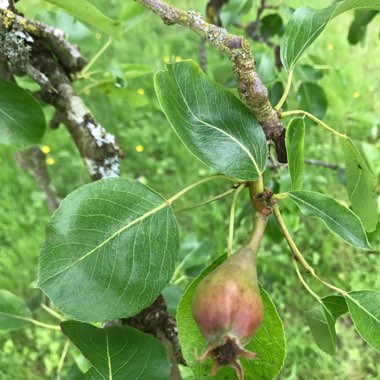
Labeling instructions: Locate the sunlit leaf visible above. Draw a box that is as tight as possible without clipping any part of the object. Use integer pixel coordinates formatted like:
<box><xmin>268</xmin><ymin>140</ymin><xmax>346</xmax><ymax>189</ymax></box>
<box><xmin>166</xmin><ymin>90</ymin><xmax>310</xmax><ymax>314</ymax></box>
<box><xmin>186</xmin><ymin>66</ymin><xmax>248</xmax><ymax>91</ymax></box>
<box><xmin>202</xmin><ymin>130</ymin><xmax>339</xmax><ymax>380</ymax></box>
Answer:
<box><xmin>288</xmin><ymin>190</ymin><xmax>370</xmax><ymax>249</ymax></box>
<box><xmin>346</xmin><ymin>290</ymin><xmax>380</xmax><ymax>351</ymax></box>
<box><xmin>281</xmin><ymin>0</ymin><xmax>380</xmax><ymax>70</ymax></box>
<box><xmin>38</xmin><ymin>178</ymin><xmax>179</xmax><ymax>322</ymax></box>
<box><xmin>155</xmin><ymin>60</ymin><xmax>268</xmax><ymax>180</ymax></box>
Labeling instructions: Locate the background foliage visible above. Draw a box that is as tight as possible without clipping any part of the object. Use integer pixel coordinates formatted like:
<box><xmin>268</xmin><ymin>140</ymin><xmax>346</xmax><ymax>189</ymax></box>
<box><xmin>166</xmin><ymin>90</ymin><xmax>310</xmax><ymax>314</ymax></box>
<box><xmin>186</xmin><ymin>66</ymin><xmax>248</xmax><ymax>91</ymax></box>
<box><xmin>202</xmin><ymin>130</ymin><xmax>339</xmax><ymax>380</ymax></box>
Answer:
<box><xmin>0</xmin><ymin>0</ymin><xmax>379</xmax><ymax>378</ymax></box>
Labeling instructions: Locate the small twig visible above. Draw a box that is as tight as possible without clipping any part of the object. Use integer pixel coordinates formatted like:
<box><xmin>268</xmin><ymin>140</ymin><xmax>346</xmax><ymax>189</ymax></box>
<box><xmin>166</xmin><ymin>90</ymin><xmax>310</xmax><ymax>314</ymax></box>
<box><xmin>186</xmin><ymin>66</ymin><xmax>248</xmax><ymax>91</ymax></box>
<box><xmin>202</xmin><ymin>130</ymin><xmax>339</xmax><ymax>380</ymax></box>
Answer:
<box><xmin>80</xmin><ymin>37</ymin><xmax>113</xmax><ymax>77</ymax></box>
<box><xmin>266</xmin><ymin>158</ymin><xmax>342</xmax><ymax>171</ymax></box>
<box><xmin>292</xmin><ymin>259</ymin><xmax>321</xmax><ymax>303</ymax></box>
<box><xmin>305</xmin><ymin>159</ymin><xmax>341</xmax><ymax>170</ymax></box>
<box><xmin>56</xmin><ymin>340</ymin><xmax>70</xmax><ymax>380</ymax></box>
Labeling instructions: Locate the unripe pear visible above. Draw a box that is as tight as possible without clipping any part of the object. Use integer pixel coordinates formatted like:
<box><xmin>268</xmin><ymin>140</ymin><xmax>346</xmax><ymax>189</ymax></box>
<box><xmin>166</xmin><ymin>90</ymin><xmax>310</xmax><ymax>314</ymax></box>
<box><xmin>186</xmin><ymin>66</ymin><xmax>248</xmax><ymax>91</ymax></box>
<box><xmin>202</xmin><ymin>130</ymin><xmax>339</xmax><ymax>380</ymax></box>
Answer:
<box><xmin>192</xmin><ymin>245</ymin><xmax>263</xmax><ymax>379</ymax></box>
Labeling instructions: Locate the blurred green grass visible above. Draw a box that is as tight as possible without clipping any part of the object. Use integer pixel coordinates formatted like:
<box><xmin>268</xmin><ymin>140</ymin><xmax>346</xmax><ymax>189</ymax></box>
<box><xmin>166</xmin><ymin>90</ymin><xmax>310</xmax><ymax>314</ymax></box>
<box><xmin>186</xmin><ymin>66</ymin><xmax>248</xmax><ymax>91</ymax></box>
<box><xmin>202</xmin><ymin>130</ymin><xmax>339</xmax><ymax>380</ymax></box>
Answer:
<box><xmin>0</xmin><ymin>0</ymin><xmax>379</xmax><ymax>378</ymax></box>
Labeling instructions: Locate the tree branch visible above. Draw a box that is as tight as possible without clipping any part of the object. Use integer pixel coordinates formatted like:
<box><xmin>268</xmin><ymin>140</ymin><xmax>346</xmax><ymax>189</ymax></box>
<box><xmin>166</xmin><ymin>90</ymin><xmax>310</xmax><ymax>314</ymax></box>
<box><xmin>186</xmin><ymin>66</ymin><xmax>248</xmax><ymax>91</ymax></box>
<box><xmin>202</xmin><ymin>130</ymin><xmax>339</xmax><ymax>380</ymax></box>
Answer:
<box><xmin>135</xmin><ymin>0</ymin><xmax>287</xmax><ymax>162</ymax></box>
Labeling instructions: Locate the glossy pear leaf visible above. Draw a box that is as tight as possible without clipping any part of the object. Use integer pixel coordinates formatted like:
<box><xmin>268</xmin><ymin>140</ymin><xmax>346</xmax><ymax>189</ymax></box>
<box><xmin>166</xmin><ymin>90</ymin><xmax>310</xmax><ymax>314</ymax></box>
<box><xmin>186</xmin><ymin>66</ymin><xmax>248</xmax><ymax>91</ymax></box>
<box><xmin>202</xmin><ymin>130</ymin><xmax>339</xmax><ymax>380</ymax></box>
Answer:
<box><xmin>322</xmin><ymin>295</ymin><xmax>348</xmax><ymax>321</ymax></box>
<box><xmin>0</xmin><ymin>79</ymin><xmax>46</xmax><ymax>148</ymax></box>
<box><xmin>285</xmin><ymin>117</ymin><xmax>305</xmax><ymax>190</ymax></box>
<box><xmin>155</xmin><ymin>60</ymin><xmax>268</xmax><ymax>180</ymax></box>
<box><xmin>341</xmin><ymin>139</ymin><xmax>378</xmax><ymax>233</ymax></box>
<box><xmin>288</xmin><ymin>190</ymin><xmax>370</xmax><ymax>249</ymax></box>
<box><xmin>38</xmin><ymin>178</ymin><xmax>179</xmax><ymax>322</ymax></box>
<box><xmin>45</xmin><ymin>0</ymin><xmax>121</xmax><ymax>36</ymax></box>
<box><xmin>305</xmin><ymin>304</ymin><xmax>336</xmax><ymax>355</ymax></box>
<box><xmin>177</xmin><ymin>255</ymin><xmax>286</xmax><ymax>380</ymax></box>
<box><xmin>61</xmin><ymin>321</ymin><xmax>170</xmax><ymax>379</ymax></box>
<box><xmin>281</xmin><ymin>0</ymin><xmax>380</xmax><ymax>71</ymax></box>
<box><xmin>346</xmin><ymin>290</ymin><xmax>380</xmax><ymax>351</ymax></box>
<box><xmin>0</xmin><ymin>289</ymin><xmax>32</xmax><ymax>331</ymax></box>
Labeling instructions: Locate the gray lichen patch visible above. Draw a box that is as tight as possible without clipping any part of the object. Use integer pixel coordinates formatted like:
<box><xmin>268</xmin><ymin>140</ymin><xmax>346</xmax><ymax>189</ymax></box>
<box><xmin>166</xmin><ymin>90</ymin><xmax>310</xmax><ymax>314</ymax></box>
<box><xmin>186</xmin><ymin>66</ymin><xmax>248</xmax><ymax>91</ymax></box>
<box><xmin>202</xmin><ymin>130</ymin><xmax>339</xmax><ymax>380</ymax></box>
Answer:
<box><xmin>86</xmin><ymin>122</ymin><xmax>116</xmax><ymax>147</ymax></box>
<box><xmin>84</xmin><ymin>156</ymin><xmax>120</xmax><ymax>179</ymax></box>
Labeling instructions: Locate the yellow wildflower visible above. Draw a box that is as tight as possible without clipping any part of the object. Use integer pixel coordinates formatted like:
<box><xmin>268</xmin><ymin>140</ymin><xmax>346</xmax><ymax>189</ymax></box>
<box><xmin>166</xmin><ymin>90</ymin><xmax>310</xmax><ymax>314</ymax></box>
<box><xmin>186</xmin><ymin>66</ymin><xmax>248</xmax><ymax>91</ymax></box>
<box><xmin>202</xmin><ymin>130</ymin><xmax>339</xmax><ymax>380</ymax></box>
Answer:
<box><xmin>135</xmin><ymin>145</ymin><xmax>144</xmax><ymax>153</ymax></box>
<box><xmin>352</xmin><ymin>91</ymin><xmax>360</xmax><ymax>99</ymax></box>
<box><xmin>137</xmin><ymin>88</ymin><xmax>145</xmax><ymax>95</ymax></box>
<box><xmin>40</xmin><ymin>145</ymin><xmax>50</xmax><ymax>154</ymax></box>
<box><xmin>327</xmin><ymin>43</ymin><xmax>334</xmax><ymax>51</ymax></box>
<box><xmin>46</xmin><ymin>157</ymin><xmax>55</xmax><ymax>165</ymax></box>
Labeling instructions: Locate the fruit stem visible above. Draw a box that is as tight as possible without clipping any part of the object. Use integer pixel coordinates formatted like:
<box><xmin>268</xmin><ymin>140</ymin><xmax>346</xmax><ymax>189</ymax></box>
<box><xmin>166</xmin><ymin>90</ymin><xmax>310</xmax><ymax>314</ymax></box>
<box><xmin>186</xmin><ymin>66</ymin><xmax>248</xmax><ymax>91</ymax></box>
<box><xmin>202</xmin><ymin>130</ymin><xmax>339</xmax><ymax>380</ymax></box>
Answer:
<box><xmin>227</xmin><ymin>183</ymin><xmax>247</xmax><ymax>256</ymax></box>
<box><xmin>247</xmin><ymin>210</ymin><xmax>270</xmax><ymax>259</ymax></box>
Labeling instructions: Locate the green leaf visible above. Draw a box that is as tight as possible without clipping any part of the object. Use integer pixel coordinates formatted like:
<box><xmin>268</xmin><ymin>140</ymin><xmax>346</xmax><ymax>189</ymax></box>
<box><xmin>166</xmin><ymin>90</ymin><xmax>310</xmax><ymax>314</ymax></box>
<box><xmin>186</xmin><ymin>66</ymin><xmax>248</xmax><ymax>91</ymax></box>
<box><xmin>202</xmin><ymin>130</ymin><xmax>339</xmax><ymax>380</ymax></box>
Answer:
<box><xmin>123</xmin><ymin>63</ymin><xmax>152</xmax><ymax>79</ymax></box>
<box><xmin>346</xmin><ymin>290</ymin><xmax>380</xmax><ymax>351</ymax></box>
<box><xmin>280</xmin><ymin>0</ymin><xmax>380</xmax><ymax>70</ymax></box>
<box><xmin>305</xmin><ymin>304</ymin><xmax>336</xmax><ymax>355</ymax></box>
<box><xmin>154</xmin><ymin>60</ymin><xmax>268</xmax><ymax>180</ymax></box>
<box><xmin>61</xmin><ymin>321</ymin><xmax>170</xmax><ymax>379</ymax></box>
<box><xmin>322</xmin><ymin>295</ymin><xmax>348</xmax><ymax>321</ymax></box>
<box><xmin>0</xmin><ymin>79</ymin><xmax>46</xmax><ymax>148</ymax></box>
<box><xmin>177</xmin><ymin>255</ymin><xmax>285</xmax><ymax>379</ymax></box>
<box><xmin>294</xmin><ymin>64</ymin><xmax>323</xmax><ymax>82</ymax></box>
<box><xmin>260</xmin><ymin>14</ymin><xmax>284</xmax><ymax>38</ymax></box>
<box><xmin>0</xmin><ymin>289</ymin><xmax>32</xmax><ymax>331</ymax></box>
<box><xmin>288</xmin><ymin>190</ymin><xmax>370</xmax><ymax>249</ymax></box>
<box><xmin>341</xmin><ymin>139</ymin><xmax>379</xmax><ymax>233</ymax></box>
<box><xmin>348</xmin><ymin>10</ymin><xmax>379</xmax><ymax>44</ymax></box>
<box><xmin>44</xmin><ymin>0</ymin><xmax>121</xmax><ymax>36</ymax></box>
<box><xmin>220</xmin><ymin>0</ymin><xmax>253</xmax><ymax>26</ymax></box>
<box><xmin>297</xmin><ymin>82</ymin><xmax>327</xmax><ymax>120</ymax></box>
<box><xmin>286</xmin><ymin>117</ymin><xmax>305</xmax><ymax>190</ymax></box>
<box><xmin>38</xmin><ymin>178</ymin><xmax>179</xmax><ymax>322</ymax></box>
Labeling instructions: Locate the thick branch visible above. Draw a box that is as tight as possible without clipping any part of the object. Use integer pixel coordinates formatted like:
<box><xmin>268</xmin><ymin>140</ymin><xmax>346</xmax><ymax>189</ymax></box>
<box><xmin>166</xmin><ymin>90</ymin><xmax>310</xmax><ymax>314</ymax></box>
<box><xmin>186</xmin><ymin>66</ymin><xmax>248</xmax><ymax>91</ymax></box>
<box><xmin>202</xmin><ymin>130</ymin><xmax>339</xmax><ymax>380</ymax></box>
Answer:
<box><xmin>136</xmin><ymin>0</ymin><xmax>287</xmax><ymax>162</ymax></box>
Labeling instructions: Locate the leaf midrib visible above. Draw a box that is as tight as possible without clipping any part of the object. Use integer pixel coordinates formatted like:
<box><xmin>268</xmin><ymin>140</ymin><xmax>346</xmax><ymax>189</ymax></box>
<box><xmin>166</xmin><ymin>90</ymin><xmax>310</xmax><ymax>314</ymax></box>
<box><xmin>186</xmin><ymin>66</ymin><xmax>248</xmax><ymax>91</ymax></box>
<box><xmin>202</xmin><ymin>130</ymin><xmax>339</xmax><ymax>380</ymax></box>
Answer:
<box><xmin>289</xmin><ymin>192</ymin><xmax>363</xmax><ymax>246</ymax></box>
<box><xmin>171</xmin><ymin>68</ymin><xmax>262</xmax><ymax>176</ymax></box>
<box><xmin>38</xmin><ymin>201</ymin><xmax>169</xmax><ymax>286</ymax></box>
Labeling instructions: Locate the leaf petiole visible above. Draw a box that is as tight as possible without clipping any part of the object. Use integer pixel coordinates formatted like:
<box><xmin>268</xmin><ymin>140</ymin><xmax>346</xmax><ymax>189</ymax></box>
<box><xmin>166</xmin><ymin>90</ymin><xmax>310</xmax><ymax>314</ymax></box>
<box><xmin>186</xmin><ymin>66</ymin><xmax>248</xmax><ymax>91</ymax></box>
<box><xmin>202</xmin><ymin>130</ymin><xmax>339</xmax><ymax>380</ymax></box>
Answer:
<box><xmin>175</xmin><ymin>187</ymin><xmax>237</xmax><ymax>213</ymax></box>
<box><xmin>227</xmin><ymin>183</ymin><xmax>246</xmax><ymax>256</ymax></box>
<box><xmin>275</xmin><ymin>69</ymin><xmax>293</xmax><ymax>111</ymax></box>
<box><xmin>280</xmin><ymin>109</ymin><xmax>347</xmax><ymax>140</ymax></box>
<box><xmin>273</xmin><ymin>203</ymin><xmax>348</xmax><ymax>297</ymax></box>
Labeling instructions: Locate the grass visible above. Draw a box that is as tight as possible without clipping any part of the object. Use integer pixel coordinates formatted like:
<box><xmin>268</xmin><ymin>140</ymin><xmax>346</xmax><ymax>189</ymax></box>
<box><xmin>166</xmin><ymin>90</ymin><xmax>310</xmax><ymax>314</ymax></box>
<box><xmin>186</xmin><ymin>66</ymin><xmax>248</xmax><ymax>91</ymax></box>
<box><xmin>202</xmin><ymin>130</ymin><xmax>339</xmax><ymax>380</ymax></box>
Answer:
<box><xmin>1</xmin><ymin>0</ymin><xmax>379</xmax><ymax>378</ymax></box>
